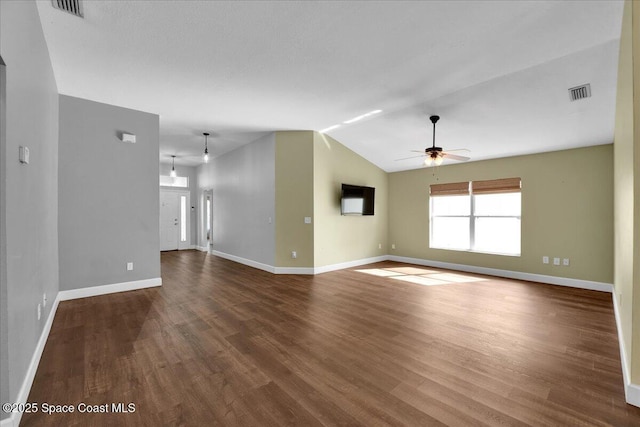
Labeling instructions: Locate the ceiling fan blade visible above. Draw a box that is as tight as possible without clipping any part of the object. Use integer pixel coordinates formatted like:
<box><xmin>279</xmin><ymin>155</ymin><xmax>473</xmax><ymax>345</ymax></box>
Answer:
<box><xmin>395</xmin><ymin>154</ymin><xmax>426</xmax><ymax>161</ymax></box>
<box><xmin>410</xmin><ymin>150</ymin><xmax>426</xmax><ymax>153</ymax></box>
<box><xmin>444</xmin><ymin>148</ymin><xmax>471</xmax><ymax>153</ymax></box>
<box><xmin>442</xmin><ymin>153</ymin><xmax>470</xmax><ymax>161</ymax></box>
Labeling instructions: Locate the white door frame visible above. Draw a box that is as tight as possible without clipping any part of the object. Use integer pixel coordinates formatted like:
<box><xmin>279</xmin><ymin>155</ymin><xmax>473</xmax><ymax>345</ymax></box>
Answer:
<box><xmin>160</xmin><ymin>188</ymin><xmax>191</xmax><ymax>250</ymax></box>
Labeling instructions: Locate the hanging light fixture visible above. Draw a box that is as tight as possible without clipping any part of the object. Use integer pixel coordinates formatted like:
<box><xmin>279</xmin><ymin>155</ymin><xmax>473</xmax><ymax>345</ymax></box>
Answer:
<box><xmin>203</xmin><ymin>132</ymin><xmax>209</xmax><ymax>163</ymax></box>
<box><xmin>170</xmin><ymin>155</ymin><xmax>177</xmax><ymax>178</ymax></box>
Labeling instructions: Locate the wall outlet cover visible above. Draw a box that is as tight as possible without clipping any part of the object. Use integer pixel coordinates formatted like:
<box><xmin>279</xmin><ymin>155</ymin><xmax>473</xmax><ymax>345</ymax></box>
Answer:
<box><xmin>127</xmin><ymin>262</ymin><xmax>134</xmax><ymax>271</ymax></box>
<box><xmin>563</xmin><ymin>258</ymin><xmax>570</xmax><ymax>266</ymax></box>
<box><xmin>542</xmin><ymin>256</ymin><xmax>549</xmax><ymax>264</ymax></box>
<box><xmin>553</xmin><ymin>257</ymin><xmax>560</xmax><ymax>266</ymax></box>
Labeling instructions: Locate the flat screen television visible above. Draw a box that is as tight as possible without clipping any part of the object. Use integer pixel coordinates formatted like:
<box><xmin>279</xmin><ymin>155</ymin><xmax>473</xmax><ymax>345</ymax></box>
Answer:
<box><xmin>341</xmin><ymin>184</ymin><xmax>375</xmax><ymax>215</ymax></box>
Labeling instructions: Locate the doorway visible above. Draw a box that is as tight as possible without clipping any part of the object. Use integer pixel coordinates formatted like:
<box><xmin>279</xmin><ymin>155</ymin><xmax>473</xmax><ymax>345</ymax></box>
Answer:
<box><xmin>160</xmin><ymin>189</ymin><xmax>190</xmax><ymax>251</ymax></box>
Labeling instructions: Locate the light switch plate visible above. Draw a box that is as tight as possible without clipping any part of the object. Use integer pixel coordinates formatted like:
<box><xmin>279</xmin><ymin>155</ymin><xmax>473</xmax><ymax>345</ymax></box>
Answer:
<box><xmin>19</xmin><ymin>146</ymin><xmax>29</xmax><ymax>164</ymax></box>
<box><xmin>304</xmin><ymin>217</ymin><xmax>311</xmax><ymax>224</ymax></box>
<box><xmin>553</xmin><ymin>257</ymin><xmax>560</xmax><ymax>266</ymax></box>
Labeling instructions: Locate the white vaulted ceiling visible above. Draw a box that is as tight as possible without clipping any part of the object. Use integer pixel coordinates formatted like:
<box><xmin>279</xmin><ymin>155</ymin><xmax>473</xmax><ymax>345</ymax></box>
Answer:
<box><xmin>36</xmin><ymin>0</ymin><xmax>624</xmax><ymax>171</ymax></box>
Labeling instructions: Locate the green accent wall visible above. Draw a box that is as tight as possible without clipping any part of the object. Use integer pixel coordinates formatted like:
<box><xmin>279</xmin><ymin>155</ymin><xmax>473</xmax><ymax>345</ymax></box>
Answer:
<box><xmin>613</xmin><ymin>0</ymin><xmax>640</xmax><ymax>385</ymax></box>
<box><xmin>389</xmin><ymin>145</ymin><xmax>613</xmax><ymax>284</ymax></box>
<box><xmin>275</xmin><ymin>131</ymin><xmax>314</xmax><ymax>267</ymax></box>
<box><xmin>313</xmin><ymin>132</ymin><xmax>388</xmax><ymax>267</ymax></box>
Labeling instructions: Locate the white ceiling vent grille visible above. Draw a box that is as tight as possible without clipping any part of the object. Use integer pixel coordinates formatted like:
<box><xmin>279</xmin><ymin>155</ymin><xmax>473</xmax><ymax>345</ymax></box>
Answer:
<box><xmin>51</xmin><ymin>0</ymin><xmax>83</xmax><ymax>18</ymax></box>
<box><xmin>568</xmin><ymin>84</ymin><xmax>591</xmax><ymax>102</ymax></box>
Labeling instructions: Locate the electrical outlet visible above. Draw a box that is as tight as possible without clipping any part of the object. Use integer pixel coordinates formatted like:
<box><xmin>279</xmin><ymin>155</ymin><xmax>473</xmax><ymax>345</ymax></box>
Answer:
<box><xmin>542</xmin><ymin>256</ymin><xmax>549</xmax><ymax>264</ymax></box>
<box><xmin>563</xmin><ymin>258</ymin><xmax>570</xmax><ymax>266</ymax></box>
<box><xmin>378</xmin><ymin>243</ymin><xmax>382</xmax><ymax>249</ymax></box>
<box><xmin>291</xmin><ymin>251</ymin><xmax>297</xmax><ymax>259</ymax></box>
<box><xmin>43</xmin><ymin>293</ymin><xmax>47</xmax><ymax>308</ymax></box>
<box><xmin>37</xmin><ymin>303</ymin><xmax>41</xmax><ymax>321</ymax></box>
<box><xmin>127</xmin><ymin>262</ymin><xmax>134</xmax><ymax>271</ymax></box>
<box><xmin>553</xmin><ymin>257</ymin><xmax>560</xmax><ymax>266</ymax></box>
<box><xmin>392</xmin><ymin>244</ymin><xmax>396</xmax><ymax>250</ymax></box>
<box><xmin>304</xmin><ymin>217</ymin><xmax>311</xmax><ymax>224</ymax></box>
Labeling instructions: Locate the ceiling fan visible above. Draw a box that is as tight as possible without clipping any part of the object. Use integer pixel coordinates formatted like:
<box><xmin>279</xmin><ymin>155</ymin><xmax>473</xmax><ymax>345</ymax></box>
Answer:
<box><xmin>397</xmin><ymin>115</ymin><xmax>470</xmax><ymax>166</ymax></box>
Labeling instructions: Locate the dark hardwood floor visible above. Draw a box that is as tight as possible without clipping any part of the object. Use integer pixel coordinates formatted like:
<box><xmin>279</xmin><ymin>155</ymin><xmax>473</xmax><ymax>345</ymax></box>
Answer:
<box><xmin>22</xmin><ymin>250</ymin><xmax>640</xmax><ymax>426</ymax></box>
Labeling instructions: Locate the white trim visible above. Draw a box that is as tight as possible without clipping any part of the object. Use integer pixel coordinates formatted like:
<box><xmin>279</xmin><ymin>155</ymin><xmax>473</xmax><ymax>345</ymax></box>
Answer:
<box><xmin>209</xmin><ymin>251</ymin><xmax>386</xmax><ymax>275</ymax></box>
<box><xmin>612</xmin><ymin>291</ymin><xmax>640</xmax><ymax>408</ymax></box>
<box><xmin>4</xmin><ymin>276</ymin><xmax>163</xmax><ymax>427</ymax></box>
<box><xmin>612</xmin><ymin>292</ymin><xmax>630</xmax><ymax>398</ymax></box>
<box><xmin>388</xmin><ymin>255</ymin><xmax>613</xmax><ymax>293</ymax></box>
<box><xmin>314</xmin><ymin>256</ymin><xmax>388</xmax><ymax>274</ymax></box>
<box><xmin>210</xmin><ymin>250</ymin><xmax>276</xmax><ymax>274</ymax></box>
<box><xmin>6</xmin><ymin>294</ymin><xmax>60</xmax><ymax>427</ymax></box>
<box><xmin>273</xmin><ymin>267</ymin><xmax>315</xmax><ymax>275</ymax></box>
<box><xmin>195</xmin><ymin>245</ymin><xmax>209</xmax><ymax>252</ymax></box>
<box><xmin>628</xmin><ymin>383</ymin><xmax>640</xmax><ymax>408</ymax></box>
<box><xmin>58</xmin><ymin>277</ymin><xmax>162</xmax><ymax>301</ymax></box>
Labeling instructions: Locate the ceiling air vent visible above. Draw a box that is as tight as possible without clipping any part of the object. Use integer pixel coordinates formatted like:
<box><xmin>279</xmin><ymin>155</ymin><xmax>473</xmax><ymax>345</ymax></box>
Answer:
<box><xmin>51</xmin><ymin>0</ymin><xmax>83</xmax><ymax>18</ymax></box>
<box><xmin>568</xmin><ymin>84</ymin><xmax>591</xmax><ymax>102</ymax></box>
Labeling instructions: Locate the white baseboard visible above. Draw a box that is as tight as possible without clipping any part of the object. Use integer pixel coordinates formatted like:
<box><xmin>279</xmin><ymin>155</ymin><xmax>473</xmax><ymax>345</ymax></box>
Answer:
<box><xmin>195</xmin><ymin>245</ymin><xmax>209</xmax><ymax>252</ymax></box>
<box><xmin>612</xmin><ymin>292</ymin><xmax>640</xmax><ymax>408</ymax></box>
<box><xmin>273</xmin><ymin>266</ymin><xmax>315</xmax><ymax>275</ymax></box>
<box><xmin>209</xmin><ymin>251</ymin><xmax>387</xmax><ymax>276</ymax></box>
<box><xmin>314</xmin><ymin>256</ymin><xmax>388</xmax><ymax>274</ymax></box>
<box><xmin>4</xmin><ymin>294</ymin><xmax>60</xmax><ymax>427</ymax></box>
<box><xmin>388</xmin><ymin>255</ymin><xmax>614</xmax><ymax>293</ymax></box>
<box><xmin>628</xmin><ymin>383</ymin><xmax>640</xmax><ymax>408</ymax></box>
<box><xmin>210</xmin><ymin>250</ymin><xmax>277</xmax><ymax>274</ymax></box>
<box><xmin>3</xmin><ymin>276</ymin><xmax>163</xmax><ymax>426</ymax></box>
<box><xmin>58</xmin><ymin>277</ymin><xmax>162</xmax><ymax>301</ymax></box>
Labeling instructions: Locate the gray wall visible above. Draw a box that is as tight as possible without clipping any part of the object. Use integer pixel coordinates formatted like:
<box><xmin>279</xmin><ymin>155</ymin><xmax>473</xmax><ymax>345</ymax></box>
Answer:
<box><xmin>198</xmin><ymin>133</ymin><xmax>276</xmax><ymax>266</ymax></box>
<box><xmin>59</xmin><ymin>95</ymin><xmax>160</xmax><ymax>291</ymax></box>
<box><xmin>0</xmin><ymin>0</ymin><xmax>60</xmax><ymax>414</ymax></box>
<box><xmin>159</xmin><ymin>163</ymin><xmax>198</xmax><ymax>246</ymax></box>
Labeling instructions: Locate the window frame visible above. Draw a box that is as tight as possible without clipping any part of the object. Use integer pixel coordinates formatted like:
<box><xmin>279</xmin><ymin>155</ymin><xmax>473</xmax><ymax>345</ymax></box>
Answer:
<box><xmin>429</xmin><ymin>179</ymin><xmax>521</xmax><ymax>256</ymax></box>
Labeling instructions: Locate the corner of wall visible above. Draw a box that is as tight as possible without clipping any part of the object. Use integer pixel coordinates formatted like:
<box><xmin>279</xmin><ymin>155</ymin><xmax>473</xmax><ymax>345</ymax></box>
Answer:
<box><xmin>275</xmin><ymin>131</ymin><xmax>315</xmax><ymax>268</ymax></box>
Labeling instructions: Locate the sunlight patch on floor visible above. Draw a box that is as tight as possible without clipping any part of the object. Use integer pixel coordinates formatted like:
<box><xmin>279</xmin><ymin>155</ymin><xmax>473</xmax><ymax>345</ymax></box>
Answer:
<box><xmin>425</xmin><ymin>273</ymin><xmax>488</xmax><ymax>283</ymax></box>
<box><xmin>391</xmin><ymin>275</ymin><xmax>450</xmax><ymax>286</ymax></box>
<box><xmin>355</xmin><ymin>268</ymin><xmax>403</xmax><ymax>277</ymax></box>
<box><xmin>355</xmin><ymin>267</ymin><xmax>489</xmax><ymax>286</ymax></box>
<box><xmin>385</xmin><ymin>267</ymin><xmax>440</xmax><ymax>275</ymax></box>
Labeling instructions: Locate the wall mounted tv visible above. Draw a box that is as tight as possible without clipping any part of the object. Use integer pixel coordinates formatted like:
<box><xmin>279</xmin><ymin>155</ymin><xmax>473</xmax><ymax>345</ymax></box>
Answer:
<box><xmin>341</xmin><ymin>184</ymin><xmax>375</xmax><ymax>216</ymax></box>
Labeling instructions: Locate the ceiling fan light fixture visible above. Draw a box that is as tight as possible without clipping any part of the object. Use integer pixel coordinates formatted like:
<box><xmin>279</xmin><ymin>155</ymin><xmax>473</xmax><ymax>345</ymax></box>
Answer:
<box><xmin>434</xmin><ymin>156</ymin><xmax>443</xmax><ymax>166</ymax></box>
<box><xmin>424</xmin><ymin>157</ymin><xmax>433</xmax><ymax>166</ymax></box>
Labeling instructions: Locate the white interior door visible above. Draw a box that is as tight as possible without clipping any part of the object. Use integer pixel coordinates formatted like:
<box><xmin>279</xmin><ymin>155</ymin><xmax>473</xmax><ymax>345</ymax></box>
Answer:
<box><xmin>160</xmin><ymin>191</ymin><xmax>179</xmax><ymax>251</ymax></box>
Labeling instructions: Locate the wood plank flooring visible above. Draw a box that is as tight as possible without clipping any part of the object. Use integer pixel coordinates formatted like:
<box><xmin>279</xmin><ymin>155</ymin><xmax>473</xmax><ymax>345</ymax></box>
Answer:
<box><xmin>22</xmin><ymin>250</ymin><xmax>640</xmax><ymax>426</ymax></box>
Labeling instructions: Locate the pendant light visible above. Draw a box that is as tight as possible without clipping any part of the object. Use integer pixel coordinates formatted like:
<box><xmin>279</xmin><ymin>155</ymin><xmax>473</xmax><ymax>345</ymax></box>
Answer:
<box><xmin>203</xmin><ymin>132</ymin><xmax>209</xmax><ymax>163</ymax></box>
<box><xmin>170</xmin><ymin>155</ymin><xmax>177</xmax><ymax>178</ymax></box>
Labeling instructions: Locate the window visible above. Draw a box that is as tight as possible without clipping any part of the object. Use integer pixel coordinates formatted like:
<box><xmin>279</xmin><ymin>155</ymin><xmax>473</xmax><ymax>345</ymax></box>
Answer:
<box><xmin>430</xmin><ymin>178</ymin><xmax>521</xmax><ymax>256</ymax></box>
<box><xmin>160</xmin><ymin>175</ymin><xmax>188</xmax><ymax>187</ymax></box>
<box><xmin>180</xmin><ymin>195</ymin><xmax>187</xmax><ymax>242</ymax></box>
